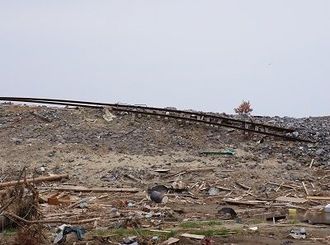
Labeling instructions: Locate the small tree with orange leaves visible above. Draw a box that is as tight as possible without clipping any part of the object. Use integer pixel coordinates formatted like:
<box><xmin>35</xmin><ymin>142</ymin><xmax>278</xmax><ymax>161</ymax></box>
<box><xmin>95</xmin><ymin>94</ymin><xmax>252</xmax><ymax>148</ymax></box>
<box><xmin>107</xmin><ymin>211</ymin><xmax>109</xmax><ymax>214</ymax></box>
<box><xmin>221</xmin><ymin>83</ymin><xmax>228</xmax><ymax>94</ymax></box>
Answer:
<box><xmin>234</xmin><ymin>100</ymin><xmax>253</xmax><ymax>115</ymax></box>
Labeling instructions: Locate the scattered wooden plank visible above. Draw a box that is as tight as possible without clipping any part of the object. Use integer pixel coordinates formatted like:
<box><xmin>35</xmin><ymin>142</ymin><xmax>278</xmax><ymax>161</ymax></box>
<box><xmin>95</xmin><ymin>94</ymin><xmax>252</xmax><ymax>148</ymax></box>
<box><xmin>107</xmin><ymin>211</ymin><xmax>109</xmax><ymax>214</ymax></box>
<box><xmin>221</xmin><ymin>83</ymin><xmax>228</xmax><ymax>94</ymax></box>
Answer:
<box><xmin>181</xmin><ymin>233</ymin><xmax>205</xmax><ymax>240</ymax></box>
<box><xmin>169</xmin><ymin>167</ymin><xmax>216</xmax><ymax>178</ymax></box>
<box><xmin>102</xmin><ymin>107</ymin><xmax>116</xmax><ymax>122</ymax></box>
<box><xmin>266</xmin><ymin>223</ymin><xmax>329</xmax><ymax>228</ymax></box>
<box><xmin>124</xmin><ymin>174</ymin><xmax>141</xmax><ymax>182</ymax></box>
<box><xmin>235</xmin><ymin>181</ymin><xmax>251</xmax><ymax>190</ymax></box>
<box><xmin>0</xmin><ymin>174</ymin><xmax>69</xmax><ymax>188</ymax></box>
<box><xmin>161</xmin><ymin>237</ymin><xmax>180</xmax><ymax>245</ymax></box>
<box><xmin>223</xmin><ymin>198</ymin><xmax>267</xmax><ymax>206</ymax></box>
<box><xmin>320</xmin><ymin>175</ymin><xmax>330</xmax><ymax>180</ymax></box>
<box><xmin>267</xmin><ymin>182</ymin><xmax>298</xmax><ymax>189</ymax></box>
<box><xmin>306</xmin><ymin>196</ymin><xmax>330</xmax><ymax>201</ymax></box>
<box><xmin>45</xmin><ymin>186</ymin><xmax>139</xmax><ymax>193</ymax></box>
<box><xmin>275</xmin><ymin>196</ymin><xmax>307</xmax><ymax>204</ymax></box>
<box><xmin>275</xmin><ymin>182</ymin><xmax>284</xmax><ymax>192</ymax></box>
<box><xmin>302</xmin><ymin>182</ymin><xmax>309</xmax><ymax>195</ymax></box>
<box><xmin>3</xmin><ymin>211</ymin><xmax>99</xmax><ymax>224</ymax></box>
<box><xmin>185</xmin><ymin>167</ymin><xmax>216</xmax><ymax>173</ymax></box>
<box><xmin>98</xmin><ymin>194</ymin><xmax>109</xmax><ymax>199</ymax></box>
<box><xmin>149</xmin><ymin>229</ymin><xmax>172</xmax><ymax>233</ymax></box>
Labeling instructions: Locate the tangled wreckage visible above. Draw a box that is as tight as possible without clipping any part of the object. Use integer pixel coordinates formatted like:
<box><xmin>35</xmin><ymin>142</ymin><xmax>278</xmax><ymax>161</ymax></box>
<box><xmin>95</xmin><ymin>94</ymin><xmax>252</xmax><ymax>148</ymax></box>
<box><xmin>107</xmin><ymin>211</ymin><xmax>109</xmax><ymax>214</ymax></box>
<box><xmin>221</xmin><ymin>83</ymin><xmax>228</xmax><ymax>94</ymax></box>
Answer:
<box><xmin>0</xmin><ymin>97</ymin><xmax>329</xmax><ymax>244</ymax></box>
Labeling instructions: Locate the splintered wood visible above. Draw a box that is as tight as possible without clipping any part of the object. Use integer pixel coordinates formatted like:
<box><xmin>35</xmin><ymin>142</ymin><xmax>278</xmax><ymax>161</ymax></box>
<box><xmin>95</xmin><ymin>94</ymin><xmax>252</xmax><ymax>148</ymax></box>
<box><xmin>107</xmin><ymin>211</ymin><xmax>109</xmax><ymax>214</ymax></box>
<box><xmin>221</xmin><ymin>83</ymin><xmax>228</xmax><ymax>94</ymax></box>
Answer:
<box><xmin>0</xmin><ymin>174</ymin><xmax>69</xmax><ymax>188</ymax></box>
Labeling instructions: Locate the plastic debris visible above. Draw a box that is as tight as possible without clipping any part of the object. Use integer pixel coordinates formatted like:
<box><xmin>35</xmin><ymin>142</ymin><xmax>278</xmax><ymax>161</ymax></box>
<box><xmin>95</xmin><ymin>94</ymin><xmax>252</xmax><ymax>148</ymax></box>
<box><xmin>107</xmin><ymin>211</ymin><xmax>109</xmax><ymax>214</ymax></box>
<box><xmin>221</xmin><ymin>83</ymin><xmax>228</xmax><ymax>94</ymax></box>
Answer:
<box><xmin>249</xmin><ymin>226</ymin><xmax>258</xmax><ymax>231</ymax></box>
<box><xmin>103</xmin><ymin>108</ymin><xmax>116</xmax><ymax>122</ymax></box>
<box><xmin>161</xmin><ymin>237</ymin><xmax>180</xmax><ymax>244</ymax></box>
<box><xmin>122</xmin><ymin>236</ymin><xmax>138</xmax><ymax>244</ymax></box>
<box><xmin>325</xmin><ymin>204</ymin><xmax>330</xmax><ymax>213</ymax></box>
<box><xmin>200</xmin><ymin>149</ymin><xmax>235</xmax><ymax>156</ymax></box>
<box><xmin>149</xmin><ymin>191</ymin><xmax>168</xmax><ymax>204</ymax></box>
<box><xmin>53</xmin><ymin>224</ymin><xmax>86</xmax><ymax>244</ymax></box>
<box><xmin>208</xmin><ymin>187</ymin><xmax>220</xmax><ymax>196</ymax></box>
<box><xmin>289</xmin><ymin>228</ymin><xmax>306</xmax><ymax>239</ymax></box>
<box><xmin>148</xmin><ymin>185</ymin><xmax>169</xmax><ymax>203</ymax></box>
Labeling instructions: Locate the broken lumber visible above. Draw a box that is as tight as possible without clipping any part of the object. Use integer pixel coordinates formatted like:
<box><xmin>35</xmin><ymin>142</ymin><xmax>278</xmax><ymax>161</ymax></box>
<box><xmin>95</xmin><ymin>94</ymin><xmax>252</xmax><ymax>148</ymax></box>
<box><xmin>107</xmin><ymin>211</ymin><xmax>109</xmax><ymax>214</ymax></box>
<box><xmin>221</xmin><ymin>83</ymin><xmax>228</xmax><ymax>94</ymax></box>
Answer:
<box><xmin>223</xmin><ymin>198</ymin><xmax>268</xmax><ymax>206</ymax></box>
<box><xmin>302</xmin><ymin>182</ymin><xmax>309</xmax><ymax>195</ymax></box>
<box><xmin>181</xmin><ymin>233</ymin><xmax>205</xmax><ymax>240</ymax></box>
<box><xmin>161</xmin><ymin>237</ymin><xmax>180</xmax><ymax>245</ymax></box>
<box><xmin>30</xmin><ymin>111</ymin><xmax>52</xmax><ymax>122</ymax></box>
<box><xmin>0</xmin><ymin>174</ymin><xmax>69</xmax><ymax>188</ymax></box>
<box><xmin>235</xmin><ymin>181</ymin><xmax>251</xmax><ymax>190</ymax></box>
<box><xmin>306</xmin><ymin>196</ymin><xmax>330</xmax><ymax>201</ymax></box>
<box><xmin>3</xmin><ymin>211</ymin><xmax>99</xmax><ymax>224</ymax></box>
<box><xmin>169</xmin><ymin>167</ymin><xmax>216</xmax><ymax>177</ymax></box>
<box><xmin>267</xmin><ymin>182</ymin><xmax>298</xmax><ymax>189</ymax></box>
<box><xmin>275</xmin><ymin>196</ymin><xmax>307</xmax><ymax>204</ymax></box>
<box><xmin>149</xmin><ymin>229</ymin><xmax>172</xmax><ymax>233</ymax></box>
<box><xmin>216</xmin><ymin>185</ymin><xmax>232</xmax><ymax>192</ymax></box>
<box><xmin>43</xmin><ymin>185</ymin><xmax>139</xmax><ymax>193</ymax></box>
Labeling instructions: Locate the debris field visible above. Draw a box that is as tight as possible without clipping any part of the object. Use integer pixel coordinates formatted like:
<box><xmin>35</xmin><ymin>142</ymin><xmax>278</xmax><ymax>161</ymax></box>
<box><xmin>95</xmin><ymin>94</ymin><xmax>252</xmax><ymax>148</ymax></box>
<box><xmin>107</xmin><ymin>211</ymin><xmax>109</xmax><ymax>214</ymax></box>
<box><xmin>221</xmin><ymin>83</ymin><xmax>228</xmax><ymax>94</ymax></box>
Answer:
<box><xmin>0</xmin><ymin>102</ymin><xmax>329</xmax><ymax>244</ymax></box>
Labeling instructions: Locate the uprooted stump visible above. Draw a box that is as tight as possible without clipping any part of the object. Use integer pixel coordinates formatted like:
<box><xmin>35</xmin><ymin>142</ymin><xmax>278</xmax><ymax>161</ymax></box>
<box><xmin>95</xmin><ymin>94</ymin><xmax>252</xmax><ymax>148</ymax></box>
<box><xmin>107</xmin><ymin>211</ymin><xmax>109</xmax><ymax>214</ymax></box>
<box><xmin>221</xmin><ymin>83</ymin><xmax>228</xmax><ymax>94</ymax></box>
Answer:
<box><xmin>0</xmin><ymin>183</ymin><xmax>40</xmax><ymax>231</ymax></box>
<box><xmin>15</xmin><ymin>223</ymin><xmax>47</xmax><ymax>245</ymax></box>
<box><xmin>0</xmin><ymin>183</ymin><xmax>47</xmax><ymax>244</ymax></box>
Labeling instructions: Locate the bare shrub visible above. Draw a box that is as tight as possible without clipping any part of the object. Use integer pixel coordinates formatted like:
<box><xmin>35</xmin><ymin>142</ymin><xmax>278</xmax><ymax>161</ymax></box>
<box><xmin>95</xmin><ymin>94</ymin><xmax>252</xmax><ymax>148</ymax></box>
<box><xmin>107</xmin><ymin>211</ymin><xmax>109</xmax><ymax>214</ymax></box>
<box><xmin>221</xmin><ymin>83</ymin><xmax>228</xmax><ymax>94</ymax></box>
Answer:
<box><xmin>234</xmin><ymin>100</ymin><xmax>253</xmax><ymax>115</ymax></box>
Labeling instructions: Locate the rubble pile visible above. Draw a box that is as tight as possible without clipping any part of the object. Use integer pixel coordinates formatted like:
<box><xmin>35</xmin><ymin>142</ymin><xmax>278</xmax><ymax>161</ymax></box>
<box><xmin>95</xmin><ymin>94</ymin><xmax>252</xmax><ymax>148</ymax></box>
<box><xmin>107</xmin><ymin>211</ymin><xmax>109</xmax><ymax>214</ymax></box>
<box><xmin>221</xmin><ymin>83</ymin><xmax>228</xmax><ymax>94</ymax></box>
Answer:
<box><xmin>0</xmin><ymin>104</ymin><xmax>329</xmax><ymax>244</ymax></box>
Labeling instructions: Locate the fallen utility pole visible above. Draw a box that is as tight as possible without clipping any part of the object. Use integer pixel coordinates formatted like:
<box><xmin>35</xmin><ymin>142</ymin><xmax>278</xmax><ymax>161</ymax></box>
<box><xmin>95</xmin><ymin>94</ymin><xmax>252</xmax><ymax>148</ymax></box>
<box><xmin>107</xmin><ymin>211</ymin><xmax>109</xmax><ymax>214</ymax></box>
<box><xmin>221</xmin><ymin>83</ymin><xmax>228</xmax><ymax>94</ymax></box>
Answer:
<box><xmin>0</xmin><ymin>174</ymin><xmax>69</xmax><ymax>188</ymax></box>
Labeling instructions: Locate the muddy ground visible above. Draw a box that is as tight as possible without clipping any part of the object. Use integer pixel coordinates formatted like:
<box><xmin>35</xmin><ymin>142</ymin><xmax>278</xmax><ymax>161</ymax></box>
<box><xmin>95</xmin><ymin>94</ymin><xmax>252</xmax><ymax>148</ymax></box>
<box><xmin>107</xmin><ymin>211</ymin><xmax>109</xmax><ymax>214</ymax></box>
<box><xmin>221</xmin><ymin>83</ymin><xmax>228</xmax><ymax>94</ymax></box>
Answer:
<box><xmin>0</xmin><ymin>104</ymin><xmax>329</xmax><ymax>244</ymax></box>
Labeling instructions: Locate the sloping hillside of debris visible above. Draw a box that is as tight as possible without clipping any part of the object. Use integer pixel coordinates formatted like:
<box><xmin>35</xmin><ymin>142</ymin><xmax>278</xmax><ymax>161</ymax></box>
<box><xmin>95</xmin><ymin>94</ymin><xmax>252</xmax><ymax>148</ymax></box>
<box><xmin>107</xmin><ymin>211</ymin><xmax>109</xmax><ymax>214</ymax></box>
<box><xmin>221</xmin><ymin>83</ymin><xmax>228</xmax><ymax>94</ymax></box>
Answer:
<box><xmin>0</xmin><ymin>104</ymin><xmax>329</xmax><ymax>245</ymax></box>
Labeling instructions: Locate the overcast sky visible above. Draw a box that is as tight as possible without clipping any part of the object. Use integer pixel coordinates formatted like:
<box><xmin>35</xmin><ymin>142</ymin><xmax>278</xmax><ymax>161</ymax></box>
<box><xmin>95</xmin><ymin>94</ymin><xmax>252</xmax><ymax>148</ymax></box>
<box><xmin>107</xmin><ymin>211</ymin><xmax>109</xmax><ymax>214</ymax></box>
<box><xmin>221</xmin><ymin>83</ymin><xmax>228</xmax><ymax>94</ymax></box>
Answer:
<box><xmin>0</xmin><ymin>1</ymin><xmax>329</xmax><ymax>117</ymax></box>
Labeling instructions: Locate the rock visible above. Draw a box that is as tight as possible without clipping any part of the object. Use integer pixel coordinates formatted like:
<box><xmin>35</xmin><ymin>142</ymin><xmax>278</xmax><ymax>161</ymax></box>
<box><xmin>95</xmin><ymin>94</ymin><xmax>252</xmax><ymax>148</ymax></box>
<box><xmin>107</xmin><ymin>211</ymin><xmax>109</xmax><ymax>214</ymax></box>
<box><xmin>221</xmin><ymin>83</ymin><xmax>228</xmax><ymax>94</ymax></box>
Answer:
<box><xmin>48</xmin><ymin>151</ymin><xmax>56</xmax><ymax>157</ymax></box>
<box><xmin>78</xmin><ymin>202</ymin><xmax>88</xmax><ymax>209</ymax></box>
<box><xmin>292</xmin><ymin>131</ymin><xmax>299</xmax><ymax>137</ymax></box>
<box><xmin>127</xmin><ymin>202</ymin><xmax>135</xmax><ymax>208</ymax></box>
<box><xmin>11</xmin><ymin>138</ymin><xmax>23</xmax><ymax>145</ymax></box>
<box><xmin>218</xmin><ymin>207</ymin><xmax>237</xmax><ymax>220</ymax></box>
<box><xmin>316</xmin><ymin>149</ymin><xmax>325</xmax><ymax>156</ymax></box>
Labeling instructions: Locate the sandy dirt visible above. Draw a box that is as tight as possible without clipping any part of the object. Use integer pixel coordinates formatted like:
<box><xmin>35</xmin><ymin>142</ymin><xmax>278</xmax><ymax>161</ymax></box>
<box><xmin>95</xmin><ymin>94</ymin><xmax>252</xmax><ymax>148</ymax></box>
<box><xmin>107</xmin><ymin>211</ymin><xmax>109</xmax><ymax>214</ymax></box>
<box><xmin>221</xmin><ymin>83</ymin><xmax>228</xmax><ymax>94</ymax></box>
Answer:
<box><xmin>0</xmin><ymin>104</ymin><xmax>329</xmax><ymax>244</ymax></box>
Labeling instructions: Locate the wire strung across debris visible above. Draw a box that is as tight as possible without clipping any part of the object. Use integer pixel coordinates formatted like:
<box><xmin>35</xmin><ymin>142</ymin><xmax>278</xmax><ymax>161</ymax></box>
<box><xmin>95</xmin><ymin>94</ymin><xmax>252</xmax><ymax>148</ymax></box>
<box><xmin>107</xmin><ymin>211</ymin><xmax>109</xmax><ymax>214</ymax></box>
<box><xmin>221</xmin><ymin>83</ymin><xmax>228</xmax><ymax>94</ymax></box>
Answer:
<box><xmin>0</xmin><ymin>97</ymin><xmax>313</xmax><ymax>142</ymax></box>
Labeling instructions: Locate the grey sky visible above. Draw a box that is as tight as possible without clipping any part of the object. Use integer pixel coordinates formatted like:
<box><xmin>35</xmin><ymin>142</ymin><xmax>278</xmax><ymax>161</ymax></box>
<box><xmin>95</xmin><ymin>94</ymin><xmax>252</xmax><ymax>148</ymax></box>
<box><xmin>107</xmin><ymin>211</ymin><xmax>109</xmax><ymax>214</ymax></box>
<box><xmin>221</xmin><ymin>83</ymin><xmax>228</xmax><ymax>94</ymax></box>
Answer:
<box><xmin>0</xmin><ymin>1</ymin><xmax>329</xmax><ymax>117</ymax></box>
